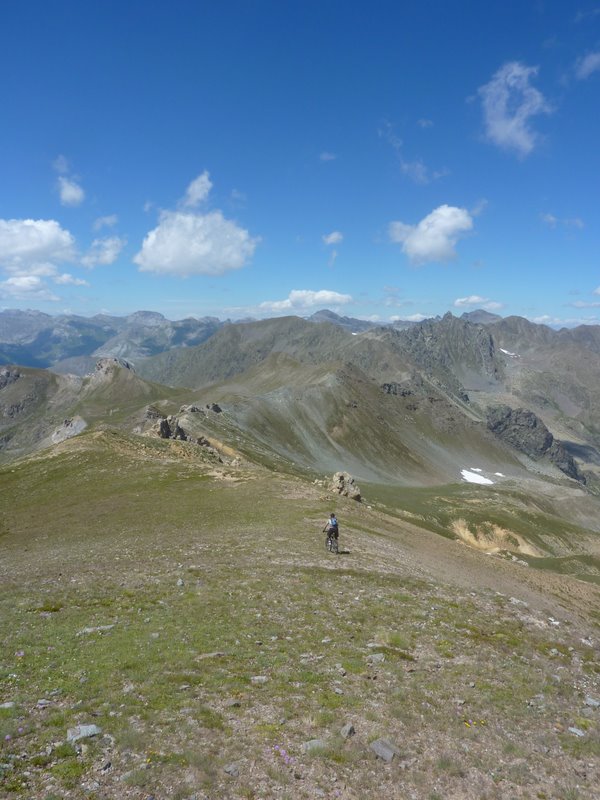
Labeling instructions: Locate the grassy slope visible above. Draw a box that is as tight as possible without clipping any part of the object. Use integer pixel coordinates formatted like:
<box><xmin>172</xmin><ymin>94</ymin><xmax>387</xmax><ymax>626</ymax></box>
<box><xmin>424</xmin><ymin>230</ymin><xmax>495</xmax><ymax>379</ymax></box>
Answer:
<box><xmin>1</xmin><ymin>433</ymin><xmax>599</xmax><ymax>800</ymax></box>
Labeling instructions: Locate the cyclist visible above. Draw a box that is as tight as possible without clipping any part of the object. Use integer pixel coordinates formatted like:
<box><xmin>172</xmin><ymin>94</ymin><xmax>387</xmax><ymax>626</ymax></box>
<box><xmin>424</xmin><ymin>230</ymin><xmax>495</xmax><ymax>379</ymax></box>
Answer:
<box><xmin>323</xmin><ymin>512</ymin><xmax>339</xmax><ymax>552</ymax></box>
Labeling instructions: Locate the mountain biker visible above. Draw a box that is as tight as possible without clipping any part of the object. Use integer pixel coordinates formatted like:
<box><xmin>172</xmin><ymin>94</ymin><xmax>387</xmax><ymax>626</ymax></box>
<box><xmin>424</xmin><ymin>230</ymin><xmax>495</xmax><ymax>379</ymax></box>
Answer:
<box><xmin>323</xmin><ymin>512</ymin><xmax>339</xmax><ymax>551</ymax></box>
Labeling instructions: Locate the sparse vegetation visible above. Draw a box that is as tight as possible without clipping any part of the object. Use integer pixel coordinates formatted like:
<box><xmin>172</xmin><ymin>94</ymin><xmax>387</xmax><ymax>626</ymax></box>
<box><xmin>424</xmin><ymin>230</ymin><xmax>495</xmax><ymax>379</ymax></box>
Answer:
<box><xmin>1</xmin><ymin>432</ymin><xmax>599</xmax><ymax>798</ymax></box>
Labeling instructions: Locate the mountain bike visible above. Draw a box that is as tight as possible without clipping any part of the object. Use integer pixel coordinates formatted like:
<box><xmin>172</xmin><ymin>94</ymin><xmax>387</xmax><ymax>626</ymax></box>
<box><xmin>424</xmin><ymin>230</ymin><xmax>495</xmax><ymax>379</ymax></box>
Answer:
<box><xmin>326</xmin><ymin>529</ymin><xmax>339</xmax><ymax>554</ymax></box>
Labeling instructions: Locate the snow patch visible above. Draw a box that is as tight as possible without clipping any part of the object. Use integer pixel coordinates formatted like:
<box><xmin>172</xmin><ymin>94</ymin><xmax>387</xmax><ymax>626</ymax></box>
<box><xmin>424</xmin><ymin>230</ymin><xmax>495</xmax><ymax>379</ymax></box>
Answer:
<box><xmin>469</xmin><ymin>467</ymin><xmax>482</xmax><ymax>472</ymax></box>
<box><xmin>494</xmin><ymin>472</ymin><xmax>505</xmax><ymax>477</ymax></box>
<box><xmin>500</xmin><ymin>348</ymin><xmax>519</xmax><ymax>358</ymax></box>
<box><xmin>461</xmin><ymin>469</ymin><xmax>494</xmax><ymax>485</ymax></box>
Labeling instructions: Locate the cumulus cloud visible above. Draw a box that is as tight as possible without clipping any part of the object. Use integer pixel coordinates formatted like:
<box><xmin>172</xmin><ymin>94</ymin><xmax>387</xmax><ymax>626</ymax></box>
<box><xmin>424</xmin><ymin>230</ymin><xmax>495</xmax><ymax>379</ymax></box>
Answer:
<box><xmin>182</xmin><ymin>171</ymin><xmax>212</xmax><ymax>207</ymax></box>
<box><xmin>58</xmin><ymin>176</ymin><xmax>85</xmax><ymax>207</ymax></box>
<box><xmin>454</xmin><ymin>295</ymin><xmax>503</xmax><ymax>310</ymax></box>
<box><xmin>135</xmin><ymin>210</ymin><xmax>259</xmax><ymax>276</ymax></box>
<box><xmin>135</xmin><ymin>174</ymin><xmax>259</xmax><ymax>277</ymax></box>
<box><xmin>93</xmin><ymin>214</ymin><xmax>118</xmax><ymax>231</ymax></box>
<box><xmin>0</xmin><ymin>218</ymin><xmax>90</xmax><ymax>300</ymax></box>
<box><xmin>81</xmin><ymin>236</ymin><xmax>126</xmax><ymax>268</ymax></box>
<box><xmin>575</xmin><ymin>51</ymin><xmax>600</xmax><ymax>80</ymax></box>
<box><xmin>0</xmin><ymin>218</ymin><xmax>76</xmax><ymax>272</ymax></box>
<box><xmin>54</xmin><ymin>273</ymin><xmax>89</xmax><ymax>286</ymax></box>
<box><xmin>0</xmin><ymin>275</ymin><xmax>59</xmax><ymax>301</ymax></box>
<box><xmin>389</xmin><ymin>204</ymin><xmax>473</xmax><ymax>264</ymax></box>
<box><xmin>478</xmin><ymin>61</ymin><xmax>551</xmax><ymax>157</ymax></box>
<box><xmin>259</xmin><ymin>289</ymin><xmax>353</xmax><ymax>313</ymax></box>
<box><xmin>322</xmin><ymin>231</ymin><xmax>343</xmax><ymax>245</ymax></box>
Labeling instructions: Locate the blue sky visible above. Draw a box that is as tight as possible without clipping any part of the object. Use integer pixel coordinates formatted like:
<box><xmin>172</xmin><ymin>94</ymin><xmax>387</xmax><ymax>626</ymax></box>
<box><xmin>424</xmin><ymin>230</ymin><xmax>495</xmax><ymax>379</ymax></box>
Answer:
<box><xmin>0</xmin><ymin>1</ymin><xmax>599</xmax><ymax>326</ymax></box>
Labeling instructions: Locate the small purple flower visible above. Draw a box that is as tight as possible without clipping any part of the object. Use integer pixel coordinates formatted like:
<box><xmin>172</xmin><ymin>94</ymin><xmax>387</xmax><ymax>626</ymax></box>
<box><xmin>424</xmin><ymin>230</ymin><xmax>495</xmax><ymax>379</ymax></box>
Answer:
<box><xmin>17</xmin><ymin>727</ymin><xmax>24</xmax><ymax>734</ymax></box>
<box><xmin>15</xmin><ymin>651</ymin><xmax>24</xmax><ymax>658</ymax></box>
<box><xmin>4</xmin><ymin>734</ymin><xmax>11</xmax><ymax>741</ymax></box>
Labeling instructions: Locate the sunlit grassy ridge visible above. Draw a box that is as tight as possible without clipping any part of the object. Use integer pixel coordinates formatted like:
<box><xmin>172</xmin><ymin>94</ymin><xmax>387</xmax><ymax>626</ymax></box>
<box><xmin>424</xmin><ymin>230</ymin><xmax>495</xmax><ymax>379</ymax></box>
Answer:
<box><xmin>1</xmin><ymin>432</ymin><xmax>599</xmax><ymax>799</ymax></box>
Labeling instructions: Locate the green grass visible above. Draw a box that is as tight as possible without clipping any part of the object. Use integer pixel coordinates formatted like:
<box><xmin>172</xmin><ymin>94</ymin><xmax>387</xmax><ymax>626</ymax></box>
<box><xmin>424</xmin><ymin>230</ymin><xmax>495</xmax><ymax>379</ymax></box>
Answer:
<box><xmin>1</xmin><ymin>435</ymin><xmax>599</xmax><ymax>798</ymax></box>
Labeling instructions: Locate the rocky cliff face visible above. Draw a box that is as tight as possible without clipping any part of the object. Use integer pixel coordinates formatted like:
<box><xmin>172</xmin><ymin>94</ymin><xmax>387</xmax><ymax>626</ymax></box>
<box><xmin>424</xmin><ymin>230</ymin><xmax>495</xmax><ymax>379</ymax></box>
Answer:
<box><xmin>384</xmin><ymin>312</ymin><xmax>503</xmax><ymax>398</ymax></box>
<box><xmin>486</xmin><ymin>405</ymin><xmax>583</xmax><ymax>482</ymax></box>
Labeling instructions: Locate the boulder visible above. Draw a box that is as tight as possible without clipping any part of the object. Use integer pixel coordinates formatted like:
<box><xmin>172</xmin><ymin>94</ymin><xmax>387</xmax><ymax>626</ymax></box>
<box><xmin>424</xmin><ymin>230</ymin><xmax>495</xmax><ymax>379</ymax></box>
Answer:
<box><xmin>330</xmin><ymin>471</ymin><xmax>361</xmax><ymax>501</ymax></box>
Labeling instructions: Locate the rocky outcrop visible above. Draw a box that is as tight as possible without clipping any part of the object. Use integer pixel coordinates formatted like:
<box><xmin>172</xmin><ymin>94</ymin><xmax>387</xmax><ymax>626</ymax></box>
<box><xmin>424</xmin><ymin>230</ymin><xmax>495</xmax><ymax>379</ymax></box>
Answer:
<box><xmin>151</xmin><ymin>415</ymin><xmax>222</xmax><ymax>460</ymax></box>
<box><xmin>154</xmin><ymin>416</ymin><xmax>187</xmax><ymax>440</ymax></box>
<box><xmin>486</xmin><ymin>405</ymin><xmax>584</xmax><ymax>482</ymax></box>
<box><xmin>180</xmin><ymin>404</ymin><xmax>204</xmax><ymax>414</ymax></box>
<box><xmin>330</xmin><ymin>471</ymin><xmax>361</xmax><ymax>501</ymax></box>
<box><xmin>145</xmin><ymin>405</ymin><xmax>164</xmax><ymax>420</ymax></box>
<box><xmin>94</xmin><ymin>357</ymin><xmax>134</xmax><ymax>374</ymax></box>
<box><xmin>0</xmin><ymin>367</ymin><xmax>21</xmax><ymax>390</ymax></box>
<box><xmin>382</xmin><ymin>382</ymin><xmax>413</xmax><ymax>398</ymax></box>
<box><xmin>50</xmin><ymin>417</ymin><xmax>87</xmax><ymax>444</ymax></box>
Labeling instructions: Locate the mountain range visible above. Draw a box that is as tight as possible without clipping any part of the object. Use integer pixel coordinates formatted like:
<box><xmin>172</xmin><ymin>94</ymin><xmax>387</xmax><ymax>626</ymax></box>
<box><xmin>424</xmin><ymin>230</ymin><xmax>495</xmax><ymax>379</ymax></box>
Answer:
<box><xmin>3</xmin><ymin>307</ymin><xmax>600</xmax><ymax>577</ymax></box>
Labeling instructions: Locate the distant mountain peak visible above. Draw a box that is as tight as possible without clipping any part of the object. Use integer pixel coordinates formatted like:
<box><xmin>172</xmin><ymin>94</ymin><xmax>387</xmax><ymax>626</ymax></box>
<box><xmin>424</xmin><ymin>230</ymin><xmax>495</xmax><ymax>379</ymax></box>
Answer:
<box><xmin>126</xmin><ymin>311</ymin><xmax>168</xmax><ymax>326</ymax></box>
<box><xmin>460</xmin><ymin>309</ymin><xmax>503</xmax><ymax>324</ymax></box>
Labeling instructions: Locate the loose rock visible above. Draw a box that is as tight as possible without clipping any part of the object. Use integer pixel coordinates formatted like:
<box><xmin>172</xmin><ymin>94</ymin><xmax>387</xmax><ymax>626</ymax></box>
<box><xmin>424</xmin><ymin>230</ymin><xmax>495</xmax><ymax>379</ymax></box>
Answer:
<box><xmin>67</xmin><ymin>724</ymin><xmax>102</xmax><ymax>742</ymax></box>
<box><xmin>370</xmin><ymin>738</ymin><xmax>398</xmax><ymax>763</ymax></box>
<box><xmin>340</xmin><ymin>723</ymin><xmax>355</xmax><ymax>739</ymax></box>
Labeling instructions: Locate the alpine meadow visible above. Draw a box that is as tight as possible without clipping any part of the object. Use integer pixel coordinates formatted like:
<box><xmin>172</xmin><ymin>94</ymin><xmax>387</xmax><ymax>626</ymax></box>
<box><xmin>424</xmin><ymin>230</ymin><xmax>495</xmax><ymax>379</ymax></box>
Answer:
<box><xmin>1</xmin><ymin>2</ymin><xmax>600</xmax><ymax>799</ymax></box>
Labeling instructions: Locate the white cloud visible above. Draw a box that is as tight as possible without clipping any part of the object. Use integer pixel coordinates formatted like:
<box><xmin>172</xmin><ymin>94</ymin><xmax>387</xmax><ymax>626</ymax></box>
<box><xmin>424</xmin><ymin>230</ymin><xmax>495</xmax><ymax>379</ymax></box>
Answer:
<box><xmin>323</xmin><ymin>231</ymin><xmax>343</xmax><ymax>246</ymax></box>
<box><xmin>528</xmin><ymin>314</ymin><xmax>600</xmax><ymax>327</ymax></box>
<box><xmin>259</xmin><ymin>289</ymin><xmax>353</xmax><ymax>313</ymax></box>
<box><xmin>93</xmin><ymin>214</ymin><xmax>118</xmax><ymax>231</ymax></box>
<box><xmin>454</xmin><ymin>295</ymin><xmax>503</xmax><ymax>310</ymax></box>
<box><xmin>541</xmin><ymin>213</ymin><xmax>584</xmax><ymax>229</ymax></box>
<box><xmin>81</xmin><ymin>236</ymin><xmax>126</xmax><ymax>268</ymax></box>
<box><xmin>319</xmin><ymin>152</ymin><xmax>337</xmax><ymax>161</ymax></box>
<box><xmin>182</xmin><ymin>171</ymin><xmax>212</xmax><ymax>207</ymax></box>
<box><xmin>54</xmin><ymin>273</ymin><xmax>89</xmax><ymax>286</ymax></box>
<box><xmin>0</xmin><ymin>275</ymin><xmax>59</xmax><ymax>301</ymax></box>
<box><xmin>58</xmin><ymin>176</ymin><xmax>85</xmax><ymax>207</ymax></box>
<box><xmin>575</xmin><ymin>51</ymin><xmax>600</xmax><ymax>80</ymax></box>
<box><xmin>389</xmin><ymin>204</ymin><xmax>473</xmax><ymax>264</ymax></box>
<box><xmin>454</xmin><ymin>295</ymin><xmax>488</xmax><ymax>307</ymax></box>
<box><xmin>0</xmin><ymin>218</ymin><xmax>76</xmax><ymax>272</ymax></box>
<box><xmin>478</xmin><ymin>61</ymin><xmax>551</xmax><ymax>157</ymax></box>
<box><xmin>135</xmin><ymin>210</ymin><xmax>258</xmax><ymax>276</ymax></box>
<box><xmin>417</xmin><ymin>118</ymin><xmax>433</xmax><ymax>128</ymax></box>
<box><xmin>570</xmin><ymin>300</ymin><xmax>600</xmax><ymax>308</ymax></box>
